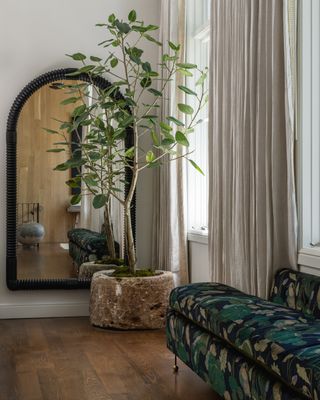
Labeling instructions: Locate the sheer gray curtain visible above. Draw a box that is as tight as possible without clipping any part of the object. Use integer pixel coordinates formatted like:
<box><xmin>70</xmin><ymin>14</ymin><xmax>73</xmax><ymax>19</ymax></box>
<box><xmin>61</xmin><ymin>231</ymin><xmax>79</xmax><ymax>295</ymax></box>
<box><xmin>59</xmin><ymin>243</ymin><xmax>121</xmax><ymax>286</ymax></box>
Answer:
<box><xmin>151</xmin><ymin>0</ymin><xmax>189</xmax><ymax>285</ymax></box>
<box><xmin>208</xmin><ymin>0</ymin><xmax>298</xmax><ymax>298</ymax></box>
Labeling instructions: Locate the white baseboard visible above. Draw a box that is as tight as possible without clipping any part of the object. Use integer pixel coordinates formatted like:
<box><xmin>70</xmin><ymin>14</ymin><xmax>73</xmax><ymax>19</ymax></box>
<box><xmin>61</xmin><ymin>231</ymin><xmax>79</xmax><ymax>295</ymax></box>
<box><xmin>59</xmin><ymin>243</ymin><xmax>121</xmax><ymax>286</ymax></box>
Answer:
<box><xmin>0</xmin><ymin>302</ymin><xmax>89</xmax><ymax>319</ymax></box>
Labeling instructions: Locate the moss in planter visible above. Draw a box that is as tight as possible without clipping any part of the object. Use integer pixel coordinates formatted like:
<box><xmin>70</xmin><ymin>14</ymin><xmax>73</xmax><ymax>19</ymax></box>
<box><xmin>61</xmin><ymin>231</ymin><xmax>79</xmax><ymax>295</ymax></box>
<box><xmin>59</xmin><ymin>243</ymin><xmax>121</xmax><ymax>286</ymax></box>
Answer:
<box><xmin>96</xmin><ymin>256</ymin><xmax>124</xmax><ymax>266</ymax></box>
<box><xmin>111</xmin><ymin>266</ymin><xmax>160</xmax><ymax>278</ymax></box>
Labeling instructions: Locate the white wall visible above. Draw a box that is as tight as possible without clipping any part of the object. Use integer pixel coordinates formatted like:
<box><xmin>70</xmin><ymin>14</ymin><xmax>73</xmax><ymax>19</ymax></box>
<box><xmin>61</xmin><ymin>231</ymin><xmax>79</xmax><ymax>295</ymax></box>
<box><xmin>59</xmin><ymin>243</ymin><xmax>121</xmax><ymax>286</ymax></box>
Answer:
<box><xmin>0</xmin><ymin>0</ymin><xmax>160</xmax><ymax>318</ymax></box>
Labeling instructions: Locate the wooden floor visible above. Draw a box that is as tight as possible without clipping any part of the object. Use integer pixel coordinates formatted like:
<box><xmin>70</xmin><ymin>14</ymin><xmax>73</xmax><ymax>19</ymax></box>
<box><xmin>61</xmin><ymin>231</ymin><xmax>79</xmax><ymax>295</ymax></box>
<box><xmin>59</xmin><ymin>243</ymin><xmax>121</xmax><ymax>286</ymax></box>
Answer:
<box><xmin>0</xmin><ymin>317</ymin><xmax>220</xmax><ymax>400</ymax></box>
<box><xmin>17</xmin><ymin>243</ymin><xmax>77</xmax><ymax>279</ymax></box>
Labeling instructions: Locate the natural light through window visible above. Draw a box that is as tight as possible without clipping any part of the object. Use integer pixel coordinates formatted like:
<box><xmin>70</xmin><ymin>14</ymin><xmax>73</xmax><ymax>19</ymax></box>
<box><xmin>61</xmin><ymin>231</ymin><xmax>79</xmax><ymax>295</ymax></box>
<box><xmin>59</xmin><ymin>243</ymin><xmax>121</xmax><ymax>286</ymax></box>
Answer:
<box><xmin>185</xmin><ymin>0</ymin><xmax>210</xmax><ymax>235</ymax></box>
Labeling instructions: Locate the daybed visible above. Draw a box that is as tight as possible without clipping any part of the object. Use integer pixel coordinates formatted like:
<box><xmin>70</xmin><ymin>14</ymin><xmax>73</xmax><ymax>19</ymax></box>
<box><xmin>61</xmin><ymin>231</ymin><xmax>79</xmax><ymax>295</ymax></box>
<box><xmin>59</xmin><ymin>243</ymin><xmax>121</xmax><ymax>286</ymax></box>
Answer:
<box><xmin>166</xmin><ymin>268</ymin><xmax>320</xmax><ymax>399</ymax></box>
<box><xmin>68</xmin><ymin>228</ymin><xmax>119</xmax><ymax>268</ymax></box>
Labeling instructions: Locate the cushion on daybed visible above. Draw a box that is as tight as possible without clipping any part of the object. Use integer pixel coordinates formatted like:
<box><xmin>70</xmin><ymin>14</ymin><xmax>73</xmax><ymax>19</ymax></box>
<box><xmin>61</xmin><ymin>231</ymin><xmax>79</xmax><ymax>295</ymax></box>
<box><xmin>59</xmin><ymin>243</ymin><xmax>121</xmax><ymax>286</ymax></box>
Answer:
<box><xmin>270</xmin><ymin>268</ymin><xmax>320</xmax><ymax>319</ymax></box>
<box><xmin>169</xmin><ymin>282</ymin><xmax>320</xmax><ymax>399</ymax></box>
<box><xmin>68</xmin><ymin>228</ymin><xmax>107</xmax><ymax>254</ymax></box>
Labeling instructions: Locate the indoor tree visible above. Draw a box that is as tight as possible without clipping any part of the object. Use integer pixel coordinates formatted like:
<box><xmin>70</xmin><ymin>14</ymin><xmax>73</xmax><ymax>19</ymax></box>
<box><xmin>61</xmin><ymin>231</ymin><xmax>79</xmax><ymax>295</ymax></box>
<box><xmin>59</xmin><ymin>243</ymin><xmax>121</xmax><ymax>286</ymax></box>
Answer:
<box><xmin>47</xmin><ymin>10</ymin><xmax>208</xmax><ymax>274</ymax></box>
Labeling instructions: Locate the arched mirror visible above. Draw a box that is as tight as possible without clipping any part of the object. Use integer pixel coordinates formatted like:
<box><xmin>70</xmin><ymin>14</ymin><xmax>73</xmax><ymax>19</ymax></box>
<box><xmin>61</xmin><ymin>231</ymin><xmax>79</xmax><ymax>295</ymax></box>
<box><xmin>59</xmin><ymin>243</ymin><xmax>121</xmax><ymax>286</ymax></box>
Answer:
<box><xmin>6</xmin><ymin>69</ymin><xmax>135</xmax><ymax>290</ymax></box>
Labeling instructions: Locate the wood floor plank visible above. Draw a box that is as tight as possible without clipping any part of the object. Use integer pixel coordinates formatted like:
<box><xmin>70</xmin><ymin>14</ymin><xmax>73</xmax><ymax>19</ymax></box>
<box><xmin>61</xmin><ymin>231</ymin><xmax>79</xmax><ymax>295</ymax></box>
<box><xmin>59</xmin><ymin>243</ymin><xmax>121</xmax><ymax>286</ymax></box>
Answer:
<box><xmin>0</xmin><ymin>317</ymin><xmax>220</xmax><ymax>400</ymax></box>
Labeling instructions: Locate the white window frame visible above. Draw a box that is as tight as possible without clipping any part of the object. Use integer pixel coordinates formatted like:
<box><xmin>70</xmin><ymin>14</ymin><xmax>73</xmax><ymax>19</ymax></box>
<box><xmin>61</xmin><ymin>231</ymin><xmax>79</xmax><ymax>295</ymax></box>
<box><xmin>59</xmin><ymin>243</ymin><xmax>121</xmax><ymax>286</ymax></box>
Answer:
<box><xmin>298</xmin><ymin>0</ymin><xmax>320</xmax><ymax>270</ymax></box>
<box><xmin>185</xmin><ymin>0</ymin><xmax>210</xmax><ymax>240</ymax></box>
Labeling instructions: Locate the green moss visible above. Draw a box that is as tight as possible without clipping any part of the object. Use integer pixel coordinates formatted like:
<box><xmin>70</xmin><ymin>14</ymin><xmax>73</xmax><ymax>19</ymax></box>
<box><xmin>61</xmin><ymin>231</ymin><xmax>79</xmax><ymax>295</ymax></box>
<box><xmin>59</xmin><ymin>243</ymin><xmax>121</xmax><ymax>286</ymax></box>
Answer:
<box><xmin>111</xmin><ymin>266</ymin><xmax>159</xmax><ymax>278</ymax></box>
<box><xmin>96</xmin><ymin>257</ymin><xmax>124</xmax><ymax>266</ymax></box>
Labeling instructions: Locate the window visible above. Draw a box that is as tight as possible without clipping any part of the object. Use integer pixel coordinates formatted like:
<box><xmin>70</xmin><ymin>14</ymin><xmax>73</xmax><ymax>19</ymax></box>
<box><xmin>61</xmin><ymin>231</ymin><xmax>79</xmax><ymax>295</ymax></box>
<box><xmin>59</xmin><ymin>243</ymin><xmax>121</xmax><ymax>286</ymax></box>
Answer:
<box><xmin>185</xmin><ymin>0</ymin><xmax>210</xmax><ymax>235</ymax></box>
<box><xmin>298</xmin><ymin>0</ymin><xmax>320</xmax><ymax>270</ymax></box>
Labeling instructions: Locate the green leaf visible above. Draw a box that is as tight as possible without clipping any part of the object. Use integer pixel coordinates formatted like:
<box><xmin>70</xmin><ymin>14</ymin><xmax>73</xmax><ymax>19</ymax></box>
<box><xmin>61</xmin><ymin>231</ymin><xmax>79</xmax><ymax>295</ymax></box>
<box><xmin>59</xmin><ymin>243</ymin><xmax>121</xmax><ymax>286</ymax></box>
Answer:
<box><xmin>145</xmin><ymin>24</ymin><xmax>158</xmax><ymax>31</ymax></box>
<box><xmin>93</xmin><ymin>194</ymin><xmax>107</xmax><ymax>209</ymax></box>
<box><xmin>72</xmin><ymin>104</ymin><xmax>86</xmax><ymax>117</ymax></box>
<box><xmin>110</xmin><ymin>58</ymin><xmax>118</xmax><ymax>68</ymax></box>
<box><xmin>47</xmin><ymin>149</ymin><xmax>65</xmax><ymax>153</ymax></box>
<box><xmin>115</xmin><ymin>21</ymin><xmax>131</xmax><ymax>34</ymax></box>
<box><xmin>125</xmin><ymin>147</ymin><xmax>135</xmax><ymax>159</ymax></box>
<box><xmin>83</xmin><ymin>176</ymin><xmax>98</xmax><ymax>187</ymax></box>
<box><xmin>161</xmin><ymin>138</ymin><xmax>175</xmax><ymax>147</ymax></box>
<box><xmin>60</xmin><ymin>121</ymin><xmax>73</xmax><ymax>131</ymax></box>
<box><xmin>78</xmin><ymin>65</ymin><xmax>95</xmax><ymax>73</ymax></box>
<box><xmin>176</xmin><ymin>131</ymin><xmax>189</xmax><ymax>146</ymax></box>
<box><xmin>66</xmin><ymin>179</ymin><xmax>80</xmax><ymax>189</ymax></box>
<box><xmin>111</xmin><ymin>39</ymin><xmax>121</xmax><ymax>47</ymax></box>
<box><xmin>126</xmin><ymin>46</ymin><xmax>143</xmax><ymax>64</ymax></box>
<box><xmin>177</xmin><ymin>68</ymin><xmax>193</xmax><ymax>77</ymax></box>
<box><xmin>189</xmin><ymin>159</ymin><xmax>204</xmax><ymax>175</ymax></box>
<box><xmin>128</xmin><ymin>10</ymin><xmax>137</xmax><ymax>22</ymax></box>
<box><xmin>70</xmin><ymin>194</ymin><xmax>81</xmax><ymax>205</ymax></box>
<box><xmin>90</xmin><ymin>56</ymin><xmax>102</xmax><ymax>62</ymax></box>
<box><xmin>159</xmin><ymin>122</ymin><xmax>172</xmax><ymax>132</ymax></box>
<box><xmin>167</xmin><ymin>116</ymin><xmax>184</xmax><ymax>127</ymax></box>
<box><xmin>141</xmin><ymin>115</ymin><xmax>158</xmax><ymax>119</ymax></box>
<box><xmin>67</xmin><ymin>52</ymin><xmax>86</xmax><ymax>61</ymax></box>
<box><xmin>132</xmin><ymin>24</ymin><xmax>158</xmax><ymax>32</ymax></box>
<box><xmin>142</xmin><ymin>62</ymin><xmax>152</xmax><ymax>72</ymax></box>
<box><xmin>108</xmin><ymin>13</ymin><xmax>116</xmax><ymax>23</ymax></box>
<box><xmin>146</xmin><ymin>150</ymin><xmax>155</xmax><ymax>163</ymax></box>
<box><xmin>88</xmin><ymin>151</ymin><xmax>101</xmax><ymax>161</ymax></box>
<box><xmin>119</xmin><ymin>115</ymin><xmax>134</xmax><ymax>128</ymax></box>
<box><xmin>148</xmin><ymin>88</ymin><xmax>162</xmax><ymax>97</ymax></box>
<box><xmin>178</xmin><ymin>103</ymin><xmax>194</xmax><ymax>115</ymax></box>
<box><xmin>168</xmin><ymin>41</ymin><xmax>180</xmax><ymax>51</ymax></box>
<box><xmin>196</xmin><ymin>71</ymin><xmax>208</xmax><ymax>86</ymax></box>
<box><xmin>54</xmin><ymin>163</ymin><xmax>69</xmax><ymax>171</ymax></box>
<box><xmin>43</xmin><ymin>128</ymin><xmax>59</xmax><ymax>134</ymax></box>
<box><xmin>178</xmin><ymin>85</ymin><xmax>197</xmax><ymax>96</ymax></box>
<box><xmin>47</xmin><ymin>148</ymin><xmax>65</xmax><ymax>153</ymax></box>
<box><xmin>162</xmin><ymin>54</ymin><xmax>179</xmax><ymax>62</ymax></box>
<box><xmin>66</xmin><ymin>158</ymin><xmax>86</xmax><ymax>168</ymax></box>
<box><xmin>144</xmin><ymin>34</ymin><xmax>162</xmax><ymax>46</ymax></box>
<box><xmin>60</xmin><ymin>97</ymin><xmax>79</xmax><ymax>105</ymax></box>
<box><xmin>151</xmin><ymin>130</ymin><xmax>160</xmax><ymax>146</ymax></box>
<box><xmin>176</xmin><ymin>63</ymin><xmax>197</xmax><ymax>69</ymax></box>
<box><xmin>140</xmin><ymin>77</ymin><xmax>152</xmax><ymax>88</ymax></box>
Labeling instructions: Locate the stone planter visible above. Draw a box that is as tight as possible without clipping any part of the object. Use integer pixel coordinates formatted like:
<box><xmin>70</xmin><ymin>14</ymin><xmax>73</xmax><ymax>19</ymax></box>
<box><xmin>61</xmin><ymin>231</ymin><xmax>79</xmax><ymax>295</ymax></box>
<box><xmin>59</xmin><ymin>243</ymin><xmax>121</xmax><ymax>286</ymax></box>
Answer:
<box><xmin>90</xmin><ymin>271</ymin><xmax>174</xmax><ymax>330</ymax></box>
<box><xmin>78</xmin><ymin>261</ymin><xmax>116</xmax><ymax>279</ymax></box>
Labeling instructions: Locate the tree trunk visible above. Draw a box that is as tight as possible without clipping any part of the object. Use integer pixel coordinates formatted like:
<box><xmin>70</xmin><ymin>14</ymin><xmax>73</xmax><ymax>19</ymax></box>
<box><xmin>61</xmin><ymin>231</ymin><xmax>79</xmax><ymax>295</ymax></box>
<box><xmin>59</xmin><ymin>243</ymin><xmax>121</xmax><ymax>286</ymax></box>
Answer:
<box><xmin>125</xmin><ymin>204</ymin><xmax>136</xmax><ymax>273</ymax></box>
<box><xmin>104</xmin><ymin>204</ymin><xmax>116</xmax><ymax>259</ymax></box>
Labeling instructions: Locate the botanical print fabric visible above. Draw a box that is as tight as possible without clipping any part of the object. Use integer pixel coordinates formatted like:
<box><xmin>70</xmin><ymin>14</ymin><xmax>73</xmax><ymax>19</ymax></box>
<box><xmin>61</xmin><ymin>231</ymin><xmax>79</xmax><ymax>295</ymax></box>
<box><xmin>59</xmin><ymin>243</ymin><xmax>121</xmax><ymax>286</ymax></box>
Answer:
<box><xmin>167</xmin><ymin>310</ymin><xmax>303</xmax><ymax>400</ymax></box>
<box><xmin>169</xmin><ymin>281</ymin><xmax>320</xmax><ymax>398</ymax></box>
<box><xmin>270</xmin><ymin>269</ymin><xmax>320</xmax><ymax>319</ymax></box>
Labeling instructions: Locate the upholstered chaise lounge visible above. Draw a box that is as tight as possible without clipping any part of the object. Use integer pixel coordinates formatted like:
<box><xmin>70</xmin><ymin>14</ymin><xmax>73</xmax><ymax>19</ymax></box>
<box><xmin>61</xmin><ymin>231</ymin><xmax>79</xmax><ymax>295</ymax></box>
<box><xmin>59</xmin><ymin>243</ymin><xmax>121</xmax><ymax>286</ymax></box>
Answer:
<box><xmin>68</xmin><ymin>228</ymin><xmax>119</xmax><ymax>268</ymax></box>
<box><xmin>166</xmin><ymin>269</ymin><xmax>320</xmax><ymax>400</ymax></box>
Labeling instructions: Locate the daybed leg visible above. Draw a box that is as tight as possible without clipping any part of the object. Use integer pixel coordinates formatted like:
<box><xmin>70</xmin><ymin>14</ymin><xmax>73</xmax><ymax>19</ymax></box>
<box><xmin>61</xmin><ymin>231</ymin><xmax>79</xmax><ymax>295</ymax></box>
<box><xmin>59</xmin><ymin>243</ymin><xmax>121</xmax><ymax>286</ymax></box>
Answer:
<box><xmin>173</xmin><ymin>354</ymin><xmax>179</xmax><ymax>373</ymax></box>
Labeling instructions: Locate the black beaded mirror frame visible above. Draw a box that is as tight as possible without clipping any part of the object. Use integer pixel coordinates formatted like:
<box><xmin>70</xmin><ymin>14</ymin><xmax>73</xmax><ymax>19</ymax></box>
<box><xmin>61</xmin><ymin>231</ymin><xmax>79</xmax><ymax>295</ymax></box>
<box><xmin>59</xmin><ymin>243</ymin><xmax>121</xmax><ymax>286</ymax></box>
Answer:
<box><xmin>6</xmin><ymin>68</ymin><xmax>135</xmax><ymax>290</ymax></box>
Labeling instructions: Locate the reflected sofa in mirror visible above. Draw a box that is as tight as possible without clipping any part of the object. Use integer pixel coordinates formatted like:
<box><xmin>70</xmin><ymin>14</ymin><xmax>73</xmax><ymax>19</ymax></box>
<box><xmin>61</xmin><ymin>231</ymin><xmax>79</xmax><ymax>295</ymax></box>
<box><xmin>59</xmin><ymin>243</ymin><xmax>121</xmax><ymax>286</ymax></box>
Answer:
<box><xmin>7</xmin><ymin>69</ymin><xmax>135</xmax><ymax>290</ymax></box>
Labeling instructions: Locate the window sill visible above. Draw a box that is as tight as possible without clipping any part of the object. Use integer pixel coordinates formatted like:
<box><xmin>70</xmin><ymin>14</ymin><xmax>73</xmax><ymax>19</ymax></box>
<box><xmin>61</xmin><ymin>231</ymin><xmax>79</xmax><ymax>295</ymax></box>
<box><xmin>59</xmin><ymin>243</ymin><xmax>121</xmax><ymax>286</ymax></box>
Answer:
<box><xmin>187</xmin><ymin>231</ymin><xmax>208</xmax><ymax>245</ymax></box>
<box><xmin>298</xmin><ymin>247</ymin><xmax>320</xmax><ymax>271</ymax></box>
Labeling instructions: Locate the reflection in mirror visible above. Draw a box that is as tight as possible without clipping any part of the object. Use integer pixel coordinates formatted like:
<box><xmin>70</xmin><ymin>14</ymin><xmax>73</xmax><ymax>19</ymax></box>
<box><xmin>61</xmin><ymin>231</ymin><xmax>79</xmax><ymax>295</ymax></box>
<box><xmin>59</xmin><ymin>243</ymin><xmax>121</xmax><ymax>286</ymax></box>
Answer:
<box><xmin>16</xmin><ymin>81</ymin><xmax>124</xmax><ymax>280</ymax></box>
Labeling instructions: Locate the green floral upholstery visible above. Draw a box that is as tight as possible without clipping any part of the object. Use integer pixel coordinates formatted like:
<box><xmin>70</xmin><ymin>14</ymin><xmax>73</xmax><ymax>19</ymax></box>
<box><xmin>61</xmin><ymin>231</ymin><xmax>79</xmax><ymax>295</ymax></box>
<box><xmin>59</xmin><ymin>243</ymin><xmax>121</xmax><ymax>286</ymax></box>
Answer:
<box><xmin>167</xmin><ymin>310</ymin><xmax>302</xmax><ymax>400</ymax></box>
<box><xmin>168</xmin><ymin>281</ymin><xmax>320</xmax><ymax>399</ymax></box>
<box><xmin>68</xmin><ymin>228</ymin><xmax>119</xmax><ymax>267</ymax></box>
<box><xmin>270</xmin><ymin>268</ymin><xmax>320</xmax><ymax>319</ymax></box>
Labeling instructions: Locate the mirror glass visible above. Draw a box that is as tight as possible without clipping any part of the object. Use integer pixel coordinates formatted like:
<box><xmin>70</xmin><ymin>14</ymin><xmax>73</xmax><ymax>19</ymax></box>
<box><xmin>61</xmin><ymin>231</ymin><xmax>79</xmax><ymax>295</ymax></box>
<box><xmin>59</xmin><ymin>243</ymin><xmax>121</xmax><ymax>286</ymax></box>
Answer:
<box><xmin>16</xmin><ymin>80</ymin><xmax>124</xmax><ymax>280</ymax></box>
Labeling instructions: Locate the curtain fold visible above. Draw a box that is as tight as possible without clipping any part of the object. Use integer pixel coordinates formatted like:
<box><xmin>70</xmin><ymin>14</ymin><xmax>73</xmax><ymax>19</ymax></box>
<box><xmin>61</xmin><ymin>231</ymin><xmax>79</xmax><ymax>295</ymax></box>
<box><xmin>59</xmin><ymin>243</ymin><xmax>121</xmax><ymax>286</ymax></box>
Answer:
<box><xmin>151</xmin><ymin>0</ymin><xmax>189</xmax><ymax>285</ymax></box>
<box><xmin>208</xmin><ymin>0</ymin><xmax>297</xmax><ymax>298</ymax></box>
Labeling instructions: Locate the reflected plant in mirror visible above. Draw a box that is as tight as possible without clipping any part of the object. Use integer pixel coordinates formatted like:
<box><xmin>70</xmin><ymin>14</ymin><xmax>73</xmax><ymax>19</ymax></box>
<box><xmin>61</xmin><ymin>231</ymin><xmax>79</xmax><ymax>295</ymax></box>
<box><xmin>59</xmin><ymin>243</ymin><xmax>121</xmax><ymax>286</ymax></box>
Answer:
<box><xmin>45</xmin><ymin>81</ymin><xmax>121</xmax><ymax>261</ymax></box>
<box><xmin>47</xmin><ymin>10</ymin><xmax>208</xmax><ymax>276</ymax></box>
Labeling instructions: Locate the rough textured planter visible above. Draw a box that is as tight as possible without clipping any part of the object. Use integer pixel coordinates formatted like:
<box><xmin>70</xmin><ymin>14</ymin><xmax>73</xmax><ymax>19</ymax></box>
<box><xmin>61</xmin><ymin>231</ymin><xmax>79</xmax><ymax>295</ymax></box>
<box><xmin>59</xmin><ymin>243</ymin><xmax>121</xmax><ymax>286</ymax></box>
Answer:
<box><xmin>90</xmin><ymin>271</ymin><xmax>174</xmax><ymax>330</ymax></box>
<box><xmin>78</xmin><ymin>261</ymin><xmax>116</xmax><ymax>279</ymax></box>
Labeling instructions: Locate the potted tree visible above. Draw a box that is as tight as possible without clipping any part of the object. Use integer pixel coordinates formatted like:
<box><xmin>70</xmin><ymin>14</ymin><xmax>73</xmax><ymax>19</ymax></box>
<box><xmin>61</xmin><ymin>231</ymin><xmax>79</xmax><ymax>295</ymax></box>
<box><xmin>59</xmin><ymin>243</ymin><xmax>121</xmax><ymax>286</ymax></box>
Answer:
<box><xmin>48</xmin><ymin>10</ymin><xmax>208</xmax><ymax>329</ymax></box>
